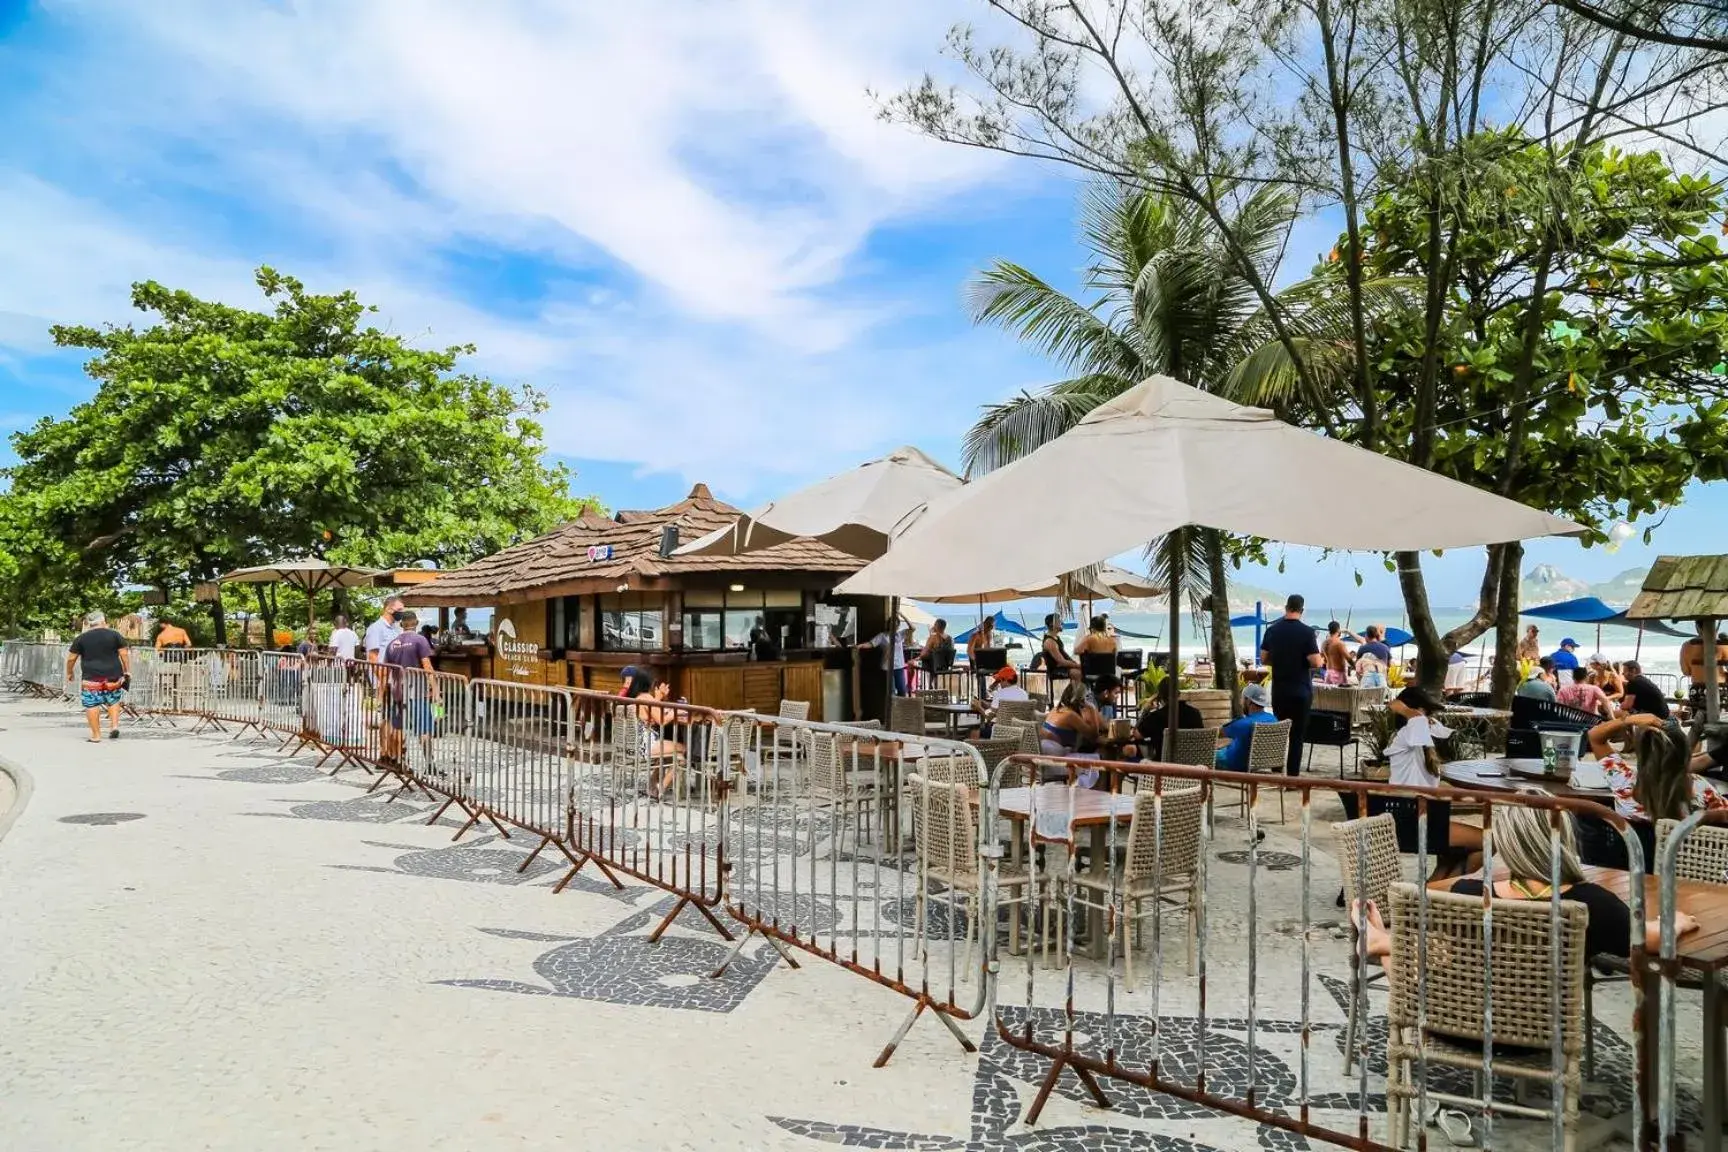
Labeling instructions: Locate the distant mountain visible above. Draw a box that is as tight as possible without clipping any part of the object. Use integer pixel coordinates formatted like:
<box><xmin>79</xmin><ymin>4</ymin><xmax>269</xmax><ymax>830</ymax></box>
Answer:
<box><xmin>1588</xmin><ymin>567</ymin><xmax>1650</xmax><ymax>605</ymax></box>
<box><xmin>1517</xmin><ymin>563</ymin><xmax>1650</xmax><ymax>608</ymax></box>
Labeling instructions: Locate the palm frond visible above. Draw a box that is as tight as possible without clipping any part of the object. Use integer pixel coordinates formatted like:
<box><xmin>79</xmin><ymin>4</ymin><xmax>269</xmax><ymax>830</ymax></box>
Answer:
<box><xmin>1142</xmin><ymin>526</ymin><xmax>1213</xmax><ymax>616</ymax></box>
<box><xmin>962</xmin><ymin>263</ymin><xmax>1143</xmax><ymax>380</ymax></box>
<box><xmin>961</xmin><ymin>375</ymin><xmax>1128</xmax><ymax>477</ymax></box>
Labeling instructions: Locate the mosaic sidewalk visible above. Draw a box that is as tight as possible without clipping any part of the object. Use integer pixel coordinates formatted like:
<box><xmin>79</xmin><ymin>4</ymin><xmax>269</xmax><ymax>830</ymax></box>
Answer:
<box><xmin>0</xmin><ymin>699</ymin><xmax>1704</xmax><ymax>1150</ymax></box>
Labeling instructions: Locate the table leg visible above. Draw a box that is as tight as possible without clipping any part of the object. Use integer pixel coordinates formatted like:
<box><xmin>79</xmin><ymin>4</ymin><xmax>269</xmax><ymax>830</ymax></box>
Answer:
<box><xmin>1706</xmin><ymin>974</ymin><xmax>1724</xmax><ymax>1152</ymax></box>
<box><xmin>1089</xmin><ymin>823</ymin><xmax>1108</xmax><ymax>960</ymax></box>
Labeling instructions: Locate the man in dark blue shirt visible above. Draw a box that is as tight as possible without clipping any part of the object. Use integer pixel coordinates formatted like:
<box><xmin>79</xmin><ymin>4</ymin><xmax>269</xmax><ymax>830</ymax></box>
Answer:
<box><xmin>1355</xmin><ymin>625</ymin><xmax>1393</xmax><ymax>666</ymax></box>
<box><xmin>1259</xmin><ymin>594</ymin><xmax>1322</xmax><ymax>775</ymax></box>
<box><xmin>1549</xmin><ymin>638</ymin><xmax>1581</xmax><ymax>671</ymax></box>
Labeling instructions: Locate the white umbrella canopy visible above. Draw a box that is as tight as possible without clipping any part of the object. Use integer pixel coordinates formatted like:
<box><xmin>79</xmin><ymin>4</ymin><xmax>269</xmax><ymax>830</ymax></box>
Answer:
<box><xmin>674</xmin><ymin>445</ymin><xmax>963</xmax><ymax>561</ymax></box>
<box><xmin>918</xmin><ymin>564</ymin><xmax>1163</xmax><ymax>605</ymax></box>
<box><xmin>837</xmin><ymin>375</ymin><xmax>1585</xmax><ymax>599</ymax></box>
<box><xmin>219</xmin><ymin>560</ymin><xmax>390</xmax><ymax>629</ymax></box>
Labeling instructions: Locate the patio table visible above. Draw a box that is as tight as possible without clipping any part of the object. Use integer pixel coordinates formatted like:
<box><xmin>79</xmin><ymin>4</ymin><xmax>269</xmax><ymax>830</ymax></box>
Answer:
<box><xmin>997</xmin><ymin>783</ymin><xmax>1138</xmax><ymax>960</ymax></box>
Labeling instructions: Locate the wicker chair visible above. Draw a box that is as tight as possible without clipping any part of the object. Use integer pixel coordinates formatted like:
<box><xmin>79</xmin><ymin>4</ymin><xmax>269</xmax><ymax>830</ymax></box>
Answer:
<box><xmin>773</xmin><ymin>699</ymin><xmax>811</xmax><ymax>760</ymax></box>
<box><xmin>889</xmin><ymin>695</ymin><xmax>927</xmax><ymax>737</ymax></box>
<box><xmin>1331</xmin><ymin>812</ymin><xmax>1401</xmax><ymax>1075</ymax></box>
<box><xmin>972</xmin><ymin>736</ymin><xmax>1027</xmax><ymax>789</ymax></box>
<box><xmin>1244</xmin><ymin>720</ymin><xmax>1294</xmax><ymax>822</ymax></box>
<box><xmin>915</xmin><ymin>688</ymin><xmax>951</xmax><ymax>703</ymax></box>
<box><xmin>1069</xmin><ymin>784</ymin><xmax>1205</xmax><ymax>986</ymax></box>
<box><xmin>1384</xmin><ymin>883</ymin><xmax>1590</xmax><ymax>1150</ymax></box>
<box><xmin>921</xmin><ymin>752</ymin><xmax>983</xmax><ymax>786</ymax></box>
<box><xmin>996</xmin><ymin>699</ymin><xmax>1038</xmax><ymax>727</ymax></box>
<box><xmin>910</xmin><ymin>773</ymin><xmax>1032</xmax><ymax>975</ymax></box>
<box><xmin>1167</xmin><ymin>726</ymin><xmax>1219</xmax><ymax>767</ymax></box>
<box><xmin>806</xmin><ymin>730</ymin><xmax>878</xmax><ymax>853</ymax></box>
<box><xmin>1656</xmin><ymin>817</ymin><xmax>1728</xmax><ymax>884</ymax></box>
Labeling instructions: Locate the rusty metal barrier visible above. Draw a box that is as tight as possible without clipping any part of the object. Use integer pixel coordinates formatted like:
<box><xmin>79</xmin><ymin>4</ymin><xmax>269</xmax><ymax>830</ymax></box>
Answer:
<box><xmin>13</xmin><ymin>641</ymin><xmax>69</xmax><ymax>699</ymax></box>
<box><xmin>288</xmin><ymin>655</ymin><xmax>374</xmax><ymax>771</ymax></box>
<box><xmin>199</xmin><ymin>649</ymin><xmax>267</xmax><ymax>738</ymax></box>
<box><xmin>562</xmin><ymin>687</ymin><xmax>731</xmax><ymax>941</ymax></box>
<box><xmin>716</xmin><ymin>710</ymin><xmax>997</xmax><ymax>1066</ymax></box>
<box><xmin>987</xmin><ymin>754</ymin><xmax>1653</xmax><ymax>1151</ymax></box>
<box><xmin>1651</xmin><ymin>807</ymin><xmax>1728</xmax><ymax>1152</ymax></box>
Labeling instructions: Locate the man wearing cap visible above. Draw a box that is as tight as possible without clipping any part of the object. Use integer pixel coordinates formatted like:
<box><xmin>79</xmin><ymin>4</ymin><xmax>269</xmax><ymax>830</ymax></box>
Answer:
<box><xmin>973</xmin><ymin>665</ymin><xmax>1029</xmax><ymax>737</ymax></box>
<box><xmin>1217</xmin><ymin>684</ymin><xmax>1279</xmax><ymax>771</ymax></box>
<box><xmin>1549</xmin><ymin>638</ymin><xmax>1582</xmax><ymax>671</ymax></box>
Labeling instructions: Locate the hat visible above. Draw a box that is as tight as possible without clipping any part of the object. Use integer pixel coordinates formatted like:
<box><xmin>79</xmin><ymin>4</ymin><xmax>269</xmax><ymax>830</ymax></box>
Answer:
<box><xmin>1560</xmin><ymin>638</ymin><xmax>1578</xmax><ymax>649</ymax></box>
<box><xmin>1589</xmin><ymin>652</ymin><xmax>1608</xmax><ymax>664</ymax></box>
<box><xmin>1242</xmin><ymin>683</ymin><xmax>1272</xmax><ymax>711</ymax></box>
<box><xmin>992</xmin><ymin>665</ymin><xmax>1018</xmax><ymax>683</ymax></box>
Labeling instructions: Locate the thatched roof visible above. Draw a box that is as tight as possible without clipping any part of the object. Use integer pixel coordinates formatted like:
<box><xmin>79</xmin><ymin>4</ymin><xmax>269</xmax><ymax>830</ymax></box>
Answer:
<box><xmin>403</xmin><ymin>484</ymin><xmax>863</xmax><ymax>606</ymax></box>
<box><xmin>1624</xmin><ymin>554</ymin><xmax>1728</xmax><ymax>621</ymax></box>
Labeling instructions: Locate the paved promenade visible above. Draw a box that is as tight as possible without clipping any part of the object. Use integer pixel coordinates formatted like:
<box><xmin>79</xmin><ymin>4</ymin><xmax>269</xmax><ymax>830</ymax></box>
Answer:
<box><xmin>0</xmin><ymin>698</ymin><xmax>1703</xmax><ymax>1150</ymax></box>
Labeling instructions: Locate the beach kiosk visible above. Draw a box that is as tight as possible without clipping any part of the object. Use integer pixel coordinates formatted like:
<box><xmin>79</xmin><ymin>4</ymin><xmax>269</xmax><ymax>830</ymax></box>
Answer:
<box><xmin>401</xmin><ymin>484</ymin><xmax>880</xmax><ymax>719</ymax></box>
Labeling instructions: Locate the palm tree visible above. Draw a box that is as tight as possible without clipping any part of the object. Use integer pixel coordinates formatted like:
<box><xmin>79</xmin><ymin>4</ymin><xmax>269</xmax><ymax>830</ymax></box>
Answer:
<box><xmin>962</xmin><ymin>182</ymin><xmax>1366</xmax><ymax>711</ymax></box>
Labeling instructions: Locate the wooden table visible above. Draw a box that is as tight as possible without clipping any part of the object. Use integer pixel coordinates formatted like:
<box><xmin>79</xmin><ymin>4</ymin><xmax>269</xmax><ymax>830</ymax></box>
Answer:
<box><xmin>922</xmin><ymin>700</ymin><xmax>978</xmax><ymax>736</ymax></box>
<box><xmin>1428</xmin><ymin>866</ymin><xmax>1728</xmax><ymax>1148</ymax></box>
<box><xmin>1440</xmin><ymin>757</ymin><xmax>1618</xmax><ymax>806</ymax></box>
<box><xmin>997</xmin><ymin>784</ymin><xmax>1138</xmax><ymax>959</ymax></box>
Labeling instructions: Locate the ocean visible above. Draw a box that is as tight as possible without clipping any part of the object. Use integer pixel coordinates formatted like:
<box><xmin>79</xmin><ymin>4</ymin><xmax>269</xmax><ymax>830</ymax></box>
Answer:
<box><xmin>952</xmin><ymin>606</ymin><xmax>1686</xmax><ymax>679</ymax></box>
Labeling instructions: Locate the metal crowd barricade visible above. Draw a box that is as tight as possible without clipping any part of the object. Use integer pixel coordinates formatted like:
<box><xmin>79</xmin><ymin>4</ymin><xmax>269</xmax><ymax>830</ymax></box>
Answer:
<box><xmin>716</xmin><ymin>710</ymin><xmax>995</xmax><ymax>1066</ymax></box>
<box><xmin>291</xmin><ymin>654</ymin><xmax>375</xmax><ymax>771</ymax></box>
<box><xmin>200</xmin><ymin>648</ymin><xmax>266</xmax><ymax>737</ymax></box>
<box><xmin>16</xmin><ymin>641</ymin><xmax>69</xmax><ymax>698</ymax></box>
<box><xmin>986</xmin><ymin>755</ymin><xmax>1651</xmax><ymax>1151</ymax></box>
<box><xmin>1651</xmin><ymin>808</ymin><xmax>1728</xmax><ymax>1152</ymax></box>
<box><xmin>1</xmin><ymin>639</ymin><xmax>24</xmax><ymax>689</ymax></box>
<box><xmin>562</xmin><ymin>687</ymin><xmax>731</xmax><ymax>940</ymax></box>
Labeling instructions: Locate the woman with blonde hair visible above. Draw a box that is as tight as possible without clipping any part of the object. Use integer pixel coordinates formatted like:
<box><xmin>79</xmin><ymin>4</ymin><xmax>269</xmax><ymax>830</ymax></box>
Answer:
<box><xmin>1588</xmin><ymin>712</ymin><xmax>1728</xmax><ymax>822</ymax></box>
<box><xmin>1355</xmin><ymin>802</ymin><xmax>1697</xmax><ymax>967</ymax></box>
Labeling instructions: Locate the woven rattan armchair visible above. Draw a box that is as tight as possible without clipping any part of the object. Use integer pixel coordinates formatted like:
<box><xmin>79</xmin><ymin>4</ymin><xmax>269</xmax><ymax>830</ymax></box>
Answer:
<box><xmin>1068</xmin><ymin>785</ymin><xmax>1205</xmax><ymax>986</ymax></box>
<box><xmin>1384</xmin><ymin>883</ymin><xmax>1590</xmax><ymax>1150</ymax></box>
<box><xmin>1656</xmin><ymin>818</ymin><xmax>1728</xmax><ymax>884</ymax></box>
<box><xmin>889</xmin><ymin>695</ymin><xmax>927</xmax><ymax>736</ymax></box>
<box><xmin>971</xmin><ymin>736</ymin><xmax>1027</xmax><ymax>788</ymax></box>
<box><xmin>996</xmin><ymin>699</ymin><xmax>1038</xmax><ymax>727</ymax></box>
<box><xmin>1232</xmin><ymin>719</ymin><xmax>1293</xmax><ymax>821</ymax></box>
<box><xmin>1331</xmin><ymin>812</ymin><xmax>1401</xmax><ymax>1075</ymax></box>
<box><xmin>806</xmin><ymin>730</ymin><xmax>877</xmax><ymax>853</ymax></box>
<box><xmin>910</xmin><ymin>773</ymin><xmax>1031</xmax><ymax>975</ymax></box>
<box><xmin>1167</xmin><ymin>726</ymin><xmax>1219</xmax><ymax>767</ymax></box>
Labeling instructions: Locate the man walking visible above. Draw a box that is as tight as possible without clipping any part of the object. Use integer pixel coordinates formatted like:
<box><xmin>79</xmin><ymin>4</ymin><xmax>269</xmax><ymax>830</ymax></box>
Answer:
<box><xmin>380</xmin><ymin>609</ymin><xmax>442</xmax><ymax>773</ymax></box>
<box><xmin>66</xmin><ymin>611</ymin><xmax>131</xmax><ymax>743</ymax></box>
<box><xmin>1260</xmin><ymin>595</ymin><xmax>1322</xmax><ymax>776</ymax></box>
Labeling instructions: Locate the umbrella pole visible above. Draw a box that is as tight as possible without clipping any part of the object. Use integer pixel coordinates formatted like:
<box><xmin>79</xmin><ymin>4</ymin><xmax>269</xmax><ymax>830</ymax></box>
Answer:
<box><xmin>1636</xmin><ymin>623</ymin><xmax>1645</xmax><ymax>662</ymax></box>
<box><xmin>1165</xmin><ymin>533</ymin><xmax>1183</xmax><ymax>762</ymax></box>
<box><xmin>1703</xmin><ymin>617</ymin><xmax>1721</xmax><ymax>726</ymax></box>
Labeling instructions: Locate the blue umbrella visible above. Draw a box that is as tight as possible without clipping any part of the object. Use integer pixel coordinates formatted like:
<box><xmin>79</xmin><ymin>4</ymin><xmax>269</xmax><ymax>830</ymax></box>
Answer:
<box><xmin>953</xmin><ymin>609</ymin><xmax>1039</xmax><ymax>645</ymax></box>
<box><xmin>1521</xmin><ymin>595</ymin><xmax>1689</xmax><ymax>654</ymax></box>
<box><xmin>1229</xmin><ymin>600</ymin><xmax>1270</xmax><ymax>653</ymax></box>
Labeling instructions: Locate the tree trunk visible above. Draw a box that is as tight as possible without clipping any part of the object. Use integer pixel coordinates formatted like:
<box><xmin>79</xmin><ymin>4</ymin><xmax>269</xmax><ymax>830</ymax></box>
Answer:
<box><xmin>254</xmin><ymin>585</ymin><xmax>275</xmax><ymax>648</ymax></box>
<box><xmin>1396</xmin><ymin>551</ymin><xmax>1447</xmax><ymax>696</ymax></box>
<box><xmin>1490</xmin><ymin>541</ymin><xmax>1524</xmax><ymax>706</ymax></box>
<box><xmin>208</xmin><ymin>594</ymin><xmax>227</xmax><ymax>646</ymax></box>
<box><xmin>1203</xmin><ymin>530</ymin><xmax>1242</xmax><ymax>718</ymax></box>
<box><xmin>1440</xmin><ymin>543</ymin><xmax>1512</xmax><ymax>654</ymax></box>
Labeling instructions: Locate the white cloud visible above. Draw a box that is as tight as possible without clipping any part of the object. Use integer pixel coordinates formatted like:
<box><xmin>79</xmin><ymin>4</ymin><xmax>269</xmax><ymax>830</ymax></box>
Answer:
<box><xmin>0</xmin><ymin>0</ymin><xmax>1047</xmax><ymax>498</ymax></box>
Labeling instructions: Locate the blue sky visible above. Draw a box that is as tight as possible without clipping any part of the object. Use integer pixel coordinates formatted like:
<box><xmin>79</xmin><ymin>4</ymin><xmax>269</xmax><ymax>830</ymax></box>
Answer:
<box><xmin>0</xmin><ymin>0</ymin><xmax>1720</xmax><ymax>607</ymax></box>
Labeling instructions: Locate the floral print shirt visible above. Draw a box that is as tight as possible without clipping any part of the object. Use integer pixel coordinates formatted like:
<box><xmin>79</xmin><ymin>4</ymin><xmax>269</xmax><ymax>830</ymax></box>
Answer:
<box><xmin>1599</xmin><ymin>752</ymin><xmax>1728</xmax><ymax>821</ymax></box>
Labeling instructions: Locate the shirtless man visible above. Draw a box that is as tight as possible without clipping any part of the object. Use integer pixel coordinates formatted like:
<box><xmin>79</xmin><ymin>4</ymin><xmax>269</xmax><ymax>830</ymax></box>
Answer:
<box><xmin>1322</xmin><ymin>620</ymin><xmax>1351</xmax><ymax>685</ymax></box>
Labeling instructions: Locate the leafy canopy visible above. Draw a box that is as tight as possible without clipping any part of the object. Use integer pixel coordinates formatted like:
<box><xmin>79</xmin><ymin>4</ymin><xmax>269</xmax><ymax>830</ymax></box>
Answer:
<box><xmin>3</xmin><ymin>268</ymin><xmax>592</xmax><ymax>621</ymax></box>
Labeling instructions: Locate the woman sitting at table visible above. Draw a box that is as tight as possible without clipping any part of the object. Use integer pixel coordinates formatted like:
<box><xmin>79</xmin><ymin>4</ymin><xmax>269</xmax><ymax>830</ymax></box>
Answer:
<box><xmin>625</xmin><ymin>669</ymin><xmax>685</xmax><ymax>800</ymax></box>
<box><xmin>1587</xmin><ymin>712</ymin><xmax>1728</xmax><ymax>822</ymax></box>
<box><xmin>1040</xmin><ymin>680</ymin><xmax>1102</xmax><ymax>785</ymax></box>
<box><xmin>1075</xmin><ymin>616</ymin><xmax>1117</xmax><ymax>657</ymax></box>
<box><xmin>1384</xmin><ymin>686</ymin><xmax>1484</xmax><ymax>867</ymax></box>
<box><xmin>1353</xmin><ymin>802</ymin><xmax>1698</xmax><ymax>973</ymax></box>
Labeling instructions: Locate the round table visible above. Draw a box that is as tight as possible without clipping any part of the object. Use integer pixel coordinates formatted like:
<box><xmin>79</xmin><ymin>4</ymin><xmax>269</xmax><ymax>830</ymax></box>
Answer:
<box><xmin>1440</xmin><ymin>756</ymin><xmax>1616</xmax><ymax>806</ymax></box>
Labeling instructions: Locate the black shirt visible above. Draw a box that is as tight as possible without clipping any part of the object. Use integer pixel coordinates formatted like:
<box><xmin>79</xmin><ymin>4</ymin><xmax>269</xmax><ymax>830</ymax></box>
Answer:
<box><xmin>69</xmin><ymin>627</ymin><xmax>127</xmax><ymax>681</ymax></box>
<box><xmin>1260</xmin><ymin>617</ymin><xmax>1319</xmax><ymax>697</ymax></box>
<box><xmin>1136</xmin><ymin>701</ymin><xmax>1205</xmax><ymax>753</ymax></box>
<box><xmin>1623</xmin><ymin>674</ymin><xmax>1671</xmax><ymax>719</ymax></box>
<box><xmin>1449</xmin><ymin>878</ymin><xmax>1633</xmax><ymax>959</ymax></box>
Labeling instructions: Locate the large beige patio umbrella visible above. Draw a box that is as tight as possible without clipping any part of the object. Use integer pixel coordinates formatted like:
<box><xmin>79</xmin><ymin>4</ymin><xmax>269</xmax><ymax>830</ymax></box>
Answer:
<box><xmin>674</xmin><ymin>445</ymin><xmax>963</xmax><ymax>561</ymax></box>
<box><xmin>837</xmin><ymin>375</ymin><xmax>1585</xmax><ymax>755</ymax></box>
<box><xmin>219</xmin><ymin>560</ymin><xmax>389</xmax><ymax>631</ymax></box>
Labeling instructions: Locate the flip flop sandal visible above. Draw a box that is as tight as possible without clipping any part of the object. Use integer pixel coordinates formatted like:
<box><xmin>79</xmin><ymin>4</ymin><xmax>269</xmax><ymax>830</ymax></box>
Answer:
<box><xmin>1436</xmin><ymin>1108</ymin><xmax>1478</xmax><ymax>1147</ymax></box>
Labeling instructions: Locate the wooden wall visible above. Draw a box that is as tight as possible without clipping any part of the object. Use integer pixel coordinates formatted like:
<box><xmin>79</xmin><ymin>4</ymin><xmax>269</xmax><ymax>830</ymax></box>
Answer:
<box><xmin>680</xmin><ymin>661</ymin><xmax>825</xmax><ymax>720</ymax></box>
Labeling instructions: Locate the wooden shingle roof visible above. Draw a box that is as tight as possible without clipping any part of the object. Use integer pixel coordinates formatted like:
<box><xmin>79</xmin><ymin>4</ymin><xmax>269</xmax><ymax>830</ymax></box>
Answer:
<box><xmin>1625</xmin><ymin>554</ymin><xmax>1728</xmax><ymax>621</ymax></box>
<box><xmin>403</xmin><ymin>483</ymin><xmax>863</xmax><ymax>606</ymax></box>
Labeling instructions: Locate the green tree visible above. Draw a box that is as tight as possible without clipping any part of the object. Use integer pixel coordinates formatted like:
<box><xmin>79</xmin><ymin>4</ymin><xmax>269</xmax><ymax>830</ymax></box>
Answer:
<box><xmin>5</xmin><ymin>268</ymin><xmax>593</xmax><ymax>642</ymax></box>
<box><xmin>961</xmin><ymin>182</ymin><xmax>1386</xmax><ymax>706</ymax></box>
<box><xmin>887</xmin><ymin>0</ymin><xmax>1728</xmax><ymax>697</ymax></box>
